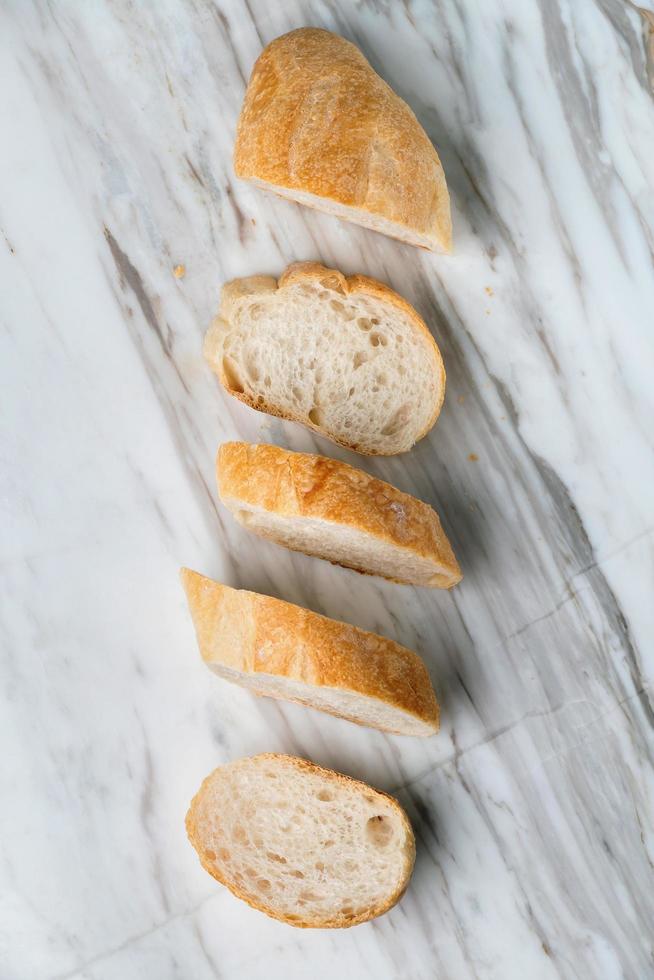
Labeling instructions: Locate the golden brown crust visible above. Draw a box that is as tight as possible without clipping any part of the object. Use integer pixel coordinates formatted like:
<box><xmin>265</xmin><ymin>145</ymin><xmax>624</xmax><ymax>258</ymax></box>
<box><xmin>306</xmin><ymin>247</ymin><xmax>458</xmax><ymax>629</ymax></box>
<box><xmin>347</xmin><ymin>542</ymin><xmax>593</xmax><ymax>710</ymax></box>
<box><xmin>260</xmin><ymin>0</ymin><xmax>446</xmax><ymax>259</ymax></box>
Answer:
<box><xmin>204</xmin><ymin>261</ymin><xmax>446</xmax><ymax>455</ymax></box>
<box><xmin>185</xmin><ymin>753</ymin><xmax>416</xmax><ymax>928</ymax></box>
<box><xmin>234</xmin><ymin>28</ymin><xmax>451</xmax><ymax>252</ymax></box>
<box><xmin>180</xmin><ymin>568</ymin><xmax>439</xmax><ymax>735</ymax></box>
<box><xmin>217</xmin><ymin>442</ymin><xmax>461</xmax><ymax>588</ymax></box>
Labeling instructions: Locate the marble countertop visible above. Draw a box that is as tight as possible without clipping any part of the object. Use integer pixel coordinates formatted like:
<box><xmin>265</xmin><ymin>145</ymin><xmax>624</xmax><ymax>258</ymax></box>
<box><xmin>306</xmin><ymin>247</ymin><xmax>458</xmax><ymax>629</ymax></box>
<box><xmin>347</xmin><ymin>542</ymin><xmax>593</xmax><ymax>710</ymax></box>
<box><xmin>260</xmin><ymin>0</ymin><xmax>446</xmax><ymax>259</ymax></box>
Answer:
<box><xmin>2</xmin><ymin>1</ymin><xmax>654</xmax><ymax>978</ymax></box>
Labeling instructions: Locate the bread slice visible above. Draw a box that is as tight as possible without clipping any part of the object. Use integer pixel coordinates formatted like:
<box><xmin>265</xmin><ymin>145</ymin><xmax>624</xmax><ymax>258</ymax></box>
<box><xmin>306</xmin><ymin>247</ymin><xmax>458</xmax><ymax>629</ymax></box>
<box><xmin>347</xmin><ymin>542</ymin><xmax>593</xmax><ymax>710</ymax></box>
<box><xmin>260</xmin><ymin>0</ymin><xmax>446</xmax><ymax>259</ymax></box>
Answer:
<box><xmin>217</xmin><ymin>442</ymin><xmax>462</xmax><ymax>588</ymax></box>
<box><xmin>186</xmin><ymin>754</ymin><xmax>415</xmax><ymax>928</ymax></box>
<box><xmin>180</xmin><ymin>569</ymin><xmax>439</xmax><ymax>736</ymax></box>
<box><xmin>234</xmin><ymin>28</ymin><xmax>451</xmax><ymax>252</ymax></box>
<box><xmin>204</xmin><ymin>262</ymin><xmax>445</xmax><ymax>456</ymax></box>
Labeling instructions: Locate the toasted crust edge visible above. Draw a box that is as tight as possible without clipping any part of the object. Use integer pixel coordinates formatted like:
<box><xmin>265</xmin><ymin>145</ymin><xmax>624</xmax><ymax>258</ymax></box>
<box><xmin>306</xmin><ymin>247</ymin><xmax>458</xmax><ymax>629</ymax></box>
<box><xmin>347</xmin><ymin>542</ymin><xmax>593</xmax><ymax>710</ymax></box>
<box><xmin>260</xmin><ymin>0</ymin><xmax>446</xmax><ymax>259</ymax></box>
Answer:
<box><xmin>185</xmin><ymin>753</ymin><xmax>416</xmax><ymax>928</ymax></box>
<box><xmin>204</xmin><ymin>261</ymin><xmax>445</xmax><ymax>456</ymax></box>
<box><xmin>180</xmin><ymin>569</ymin><xmax>440</xmax><ymax>735</ymax></box>
<box><xmin>217</xmin><ymin>441</ymin><xmax>461</xmax><ymax>588</ymax></box>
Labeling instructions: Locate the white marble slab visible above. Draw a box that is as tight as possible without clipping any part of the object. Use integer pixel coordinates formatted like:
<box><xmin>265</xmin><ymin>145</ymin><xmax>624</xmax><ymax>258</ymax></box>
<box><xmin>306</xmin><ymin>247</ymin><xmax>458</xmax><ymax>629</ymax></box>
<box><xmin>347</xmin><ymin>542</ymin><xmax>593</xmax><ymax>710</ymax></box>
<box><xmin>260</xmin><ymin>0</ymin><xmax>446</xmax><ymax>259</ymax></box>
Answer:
<box><xmin>1</xmin><ymin>1</ymin><xmax>653</xmax><ymax>978</ymax></box>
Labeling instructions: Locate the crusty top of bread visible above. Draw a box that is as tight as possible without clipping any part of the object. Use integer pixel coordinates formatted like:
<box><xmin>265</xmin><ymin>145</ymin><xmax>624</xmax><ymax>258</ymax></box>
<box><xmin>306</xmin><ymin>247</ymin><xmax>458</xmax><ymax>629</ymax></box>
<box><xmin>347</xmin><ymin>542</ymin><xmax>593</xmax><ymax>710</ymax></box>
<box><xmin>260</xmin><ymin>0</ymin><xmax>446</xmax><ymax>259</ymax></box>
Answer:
<box><xmin>204</xmin><ymin>262</ymin><xmax>446</xmax><ymax>456</ymax></box>
<box><xmin>186</xmin><ymin>753</ymin><xmax>416</xmax><ymax>928</ymax></box>
<box><xmin>217</xmin><ymin>442</ymin><xmax>462</xmax><ymax>588</ymax></box>
<box><xmin>180</xmin><ymin>568</ymin><xmax>440</xmax><ymax>735</ymax></box>
<box><xmin>234</xmin><ymin>28</ymin><xmax>451</xmax><ymax>252</ymax></box>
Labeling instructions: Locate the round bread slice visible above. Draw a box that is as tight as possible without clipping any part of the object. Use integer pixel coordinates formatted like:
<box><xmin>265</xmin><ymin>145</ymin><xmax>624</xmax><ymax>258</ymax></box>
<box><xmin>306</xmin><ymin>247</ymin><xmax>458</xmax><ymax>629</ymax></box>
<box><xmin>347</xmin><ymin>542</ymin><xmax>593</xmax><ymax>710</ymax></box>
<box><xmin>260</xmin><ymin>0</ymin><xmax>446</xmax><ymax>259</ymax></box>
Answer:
<box><xmin>186</xmin><ymin>754</ymin><xmax>416</xmax><ymax>928</ymax></box>
<box><xmin>217</xmin><ymin>442</ymin><xmax>462</xmax><ymax>588</ymax></box>
<box><xmin>204</xmin><ymin>262</ymin><xmax>445</xmax><ymax>456</ymax></box>
<box><xmin>180</xmin><ymin>569</ymin><xmax>439</xmax><ymax>736</ymax></box>
<box><xmin>234</xmin><ymin>28</ymin><xmax>451</xmax><ymax>252</ymax></box>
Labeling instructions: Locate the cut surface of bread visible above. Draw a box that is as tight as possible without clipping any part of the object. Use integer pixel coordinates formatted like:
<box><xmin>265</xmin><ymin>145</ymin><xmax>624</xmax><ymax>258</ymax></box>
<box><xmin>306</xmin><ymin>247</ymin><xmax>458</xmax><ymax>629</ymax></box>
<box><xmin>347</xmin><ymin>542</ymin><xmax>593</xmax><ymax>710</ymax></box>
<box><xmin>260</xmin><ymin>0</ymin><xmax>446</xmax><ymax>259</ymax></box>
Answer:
<box><xmin>234</xmin><ymin>28</ymin><xmax>451</xmax><ymax>252</ymax></box>
<box><xmin>217</xmin><ymin>442</ymin><xmax>462</xmax><ymax>588</ymax></box>
<box><xmin>180</xmin><ymin>569</ymin><xmax>439</xmax><ymax>736</ymax></box>
<box><xmin>204</xmin><ymin>262</ymin><xmax>445</xmax><ymax>455</ymax></box>
<box><xmin>186</xmin><ymin>754</ymin><xmax>415</xmax><ymax>928</ymax></box>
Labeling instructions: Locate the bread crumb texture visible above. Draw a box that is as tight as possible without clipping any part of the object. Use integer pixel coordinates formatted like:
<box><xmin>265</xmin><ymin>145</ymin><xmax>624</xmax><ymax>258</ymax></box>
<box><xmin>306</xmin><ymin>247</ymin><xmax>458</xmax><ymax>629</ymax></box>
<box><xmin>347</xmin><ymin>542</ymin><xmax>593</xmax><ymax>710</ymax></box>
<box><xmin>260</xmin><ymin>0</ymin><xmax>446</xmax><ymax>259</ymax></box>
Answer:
<box><xmin>204</xmin><ymin>262</ymin><xmax>445</xmax><ymax>455</ymax></box>
<box><xmin>186</xmin><ymin>754</ymin><xmax>416</xmax><ymax>928</ymax></box>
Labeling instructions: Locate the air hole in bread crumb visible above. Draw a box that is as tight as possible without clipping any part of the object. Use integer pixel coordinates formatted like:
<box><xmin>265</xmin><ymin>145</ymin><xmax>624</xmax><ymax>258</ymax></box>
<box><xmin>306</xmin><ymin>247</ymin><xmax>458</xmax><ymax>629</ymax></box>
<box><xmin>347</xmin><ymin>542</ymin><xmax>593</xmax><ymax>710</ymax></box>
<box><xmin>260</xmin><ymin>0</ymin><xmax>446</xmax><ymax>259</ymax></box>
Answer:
<box><xmin>371</xmin><ymin>318</ymin><xmax>380</xmax><ymax>325</ymax></box>
<box><xmin>317</xmin><ymin>789</ymin><xmax>334</xmax><ymax>802</ymax></box>
<box><xmin>256</xmin><ymin>879</ymin><xmax>271</xmax><ymax>892</ymax></box>
<box><xmin>245</xmin><ymin>867</ymin><xmax>258</xmax><ymax>878</ymax></box>
<box><xmin>308</xmin><ymin>406</ymin><xmax>324</xmax><ymax>427</ymax></box>
<box><xmin>382</xmin><ymin>404</ymin><xmax>411</xmax><ymax>437</ymax></box>
<box><xmin>366</xmin><ymin>815</ymin><xmax>394</xmax><ymax>847</ymax></box>
<box><xmin>341</xmin><ymin>905</ymin><xmax>354</xmax><ymax>916</ymax></box>
<box><xmin>290</xmin><ymin>869</ymin><xmax>305</xmax><ymax>878</ymax></box>
<box><xmin>299</xmin><ymin>890</ymin><xmax>319</xmax><ymax>902</ymax></box>
<box><xmin>257</xmin><ymin>394</ymin><xmax>264</xmax><ymax>404</ymax></box>
<box><xmin>324</xmin><ymin>840</ymin><xmax>335</xmax><ymax>848</ymax></box>
<box><xmin>218</xmin><ymin>848</ymin><xmax>231</xmax><ymax>861</ymax></box>
<box><xmin>353</xmin><ymin>351</ymin><xmax>368</xmax><ymax>369</ymax></box>
<box><xmin>376</xmin><ymin>374</ymin><xmax>387</xmax><ymax>386</ymax></box>
<box><xmin>267</xmin><ymin>852</ymin><xmax>287</xmax><ymax>864</ymax></box>
<box><xmin>330</xmin><ymin>299</ymin><xmax>345</xmax><ymax>314</ymax></box>
<box><xmin>370</xmin><ymin>332</ymin><xmax>387</xmax><ymax>347</ymax></box>
<box><xmin>344</xmin><ymin>859</ymin><xmax>357</xmax><ymax>872</ymax></box>
<box><xmin>222</xmin><ymin>357</ymin><xmax>244</xmax><ymax>393</ymax></box>
<box><xmin>315</xmin><ymin>861</ymin><xmax>325</xmax><ymax>872</ymax></box>
<box><xmin>264</xmin><ymin>375</ymin><xmax>271</xmax><ymax>387</ymax></box>
<box><xmin>357</xmin><ymin>317</ymin><xmax>372</xmax><ymax>331</ymax></box>
<box><xmin>246</xmin><ymin>359</ymin><xmax>260</xmax><ymax>383</ymax></box>
<box><xmin>292</xmin><ymin>386</ymin><xmax>302</xmax><ymax>402</ymax></box>
<box><xmin>205</xmin><ymin>849</ymin><xmax>216</xmax><ymax>861</ymax></box>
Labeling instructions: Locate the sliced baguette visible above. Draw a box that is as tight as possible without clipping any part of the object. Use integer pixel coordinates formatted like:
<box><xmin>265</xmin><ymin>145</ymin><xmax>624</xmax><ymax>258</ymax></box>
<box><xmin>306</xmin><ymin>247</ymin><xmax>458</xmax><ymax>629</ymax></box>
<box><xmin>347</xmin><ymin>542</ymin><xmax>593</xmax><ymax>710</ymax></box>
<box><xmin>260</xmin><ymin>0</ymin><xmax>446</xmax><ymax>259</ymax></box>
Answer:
<box><xmin>186</xmin><ymin>754</ymin><xmax>415</xmax><ymax>928</ymax></box>
<box><xmin>234</xmin><ymin>28</ymin><xmax>451</xmax><ymax>252</ymax></box>
<box><xmin>204</xmin><ymin>261</ymin><xmax>445</xmax><ymax>456</ymax></box>
<box><xmin>217</xmin><ymin>442</ymin><xmax>462</xmax><ymax>588</ymax></box>
<box><xmin>180</xmin><ymin>569</ymin><xmax>439</xmax><ymax>736</ymax></box>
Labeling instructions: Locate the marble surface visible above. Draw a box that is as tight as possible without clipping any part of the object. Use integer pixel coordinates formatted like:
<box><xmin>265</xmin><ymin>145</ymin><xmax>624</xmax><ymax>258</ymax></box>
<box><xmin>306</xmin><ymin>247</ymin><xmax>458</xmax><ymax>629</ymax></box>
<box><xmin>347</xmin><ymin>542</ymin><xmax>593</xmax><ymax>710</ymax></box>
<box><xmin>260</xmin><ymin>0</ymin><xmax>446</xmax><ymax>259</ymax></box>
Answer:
<box><xmin>2</xmin><ymin>1</ymin><xmax>654</xmax><ymax>977</ymax></box>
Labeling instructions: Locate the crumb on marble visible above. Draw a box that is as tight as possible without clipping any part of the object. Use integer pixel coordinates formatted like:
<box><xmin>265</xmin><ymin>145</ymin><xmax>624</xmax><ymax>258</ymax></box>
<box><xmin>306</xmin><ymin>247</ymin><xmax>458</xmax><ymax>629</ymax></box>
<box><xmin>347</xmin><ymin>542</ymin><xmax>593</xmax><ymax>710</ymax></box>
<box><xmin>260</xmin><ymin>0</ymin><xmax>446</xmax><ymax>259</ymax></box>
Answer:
<box><xmin>485</xmin><ymin>286</ymin><xmax>494</xmax><ymax>296</ymax></box>
<box><xmin>468</xmin><ymin>453</ymin><xmax>479</xmax><ymax>462</ymax></box>
<box><xmin>173</xmin><ymin>264</ymin><xmax>186</xmax><ymax>279</ymax></box>
<box><xmin>485</xmin><ymin>309</ymin><xmax>490</xmax><ymax>315</ymax></box>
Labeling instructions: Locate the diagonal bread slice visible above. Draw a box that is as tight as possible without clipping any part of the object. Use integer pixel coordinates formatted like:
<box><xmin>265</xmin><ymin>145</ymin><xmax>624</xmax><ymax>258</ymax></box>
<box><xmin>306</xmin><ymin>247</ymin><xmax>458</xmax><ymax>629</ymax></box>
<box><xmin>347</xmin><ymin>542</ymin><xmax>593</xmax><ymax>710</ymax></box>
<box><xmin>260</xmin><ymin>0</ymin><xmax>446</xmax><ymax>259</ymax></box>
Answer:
<box><xmin>234</xmin><ymin>28</ymin><xmax>451</xmax><ymax>252</ymax></box>
<box><xmin>204</xmin><ymin>262</ymin><xmax>445</xmax><ymax>456</ymax></box>
<box><xmin>186</xmin><ymin>754</ymin><xmax>416</xmax><ymax>928</ymax></box>
<box><xmin>180</xmin><ymin>569</ymin><xmax>439</xmax><ymax>736</ymax></box>
<box><xmin>217</xmin><ymin>442</ymin><xmax>462</xmax><ymax>588</ymax></box>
